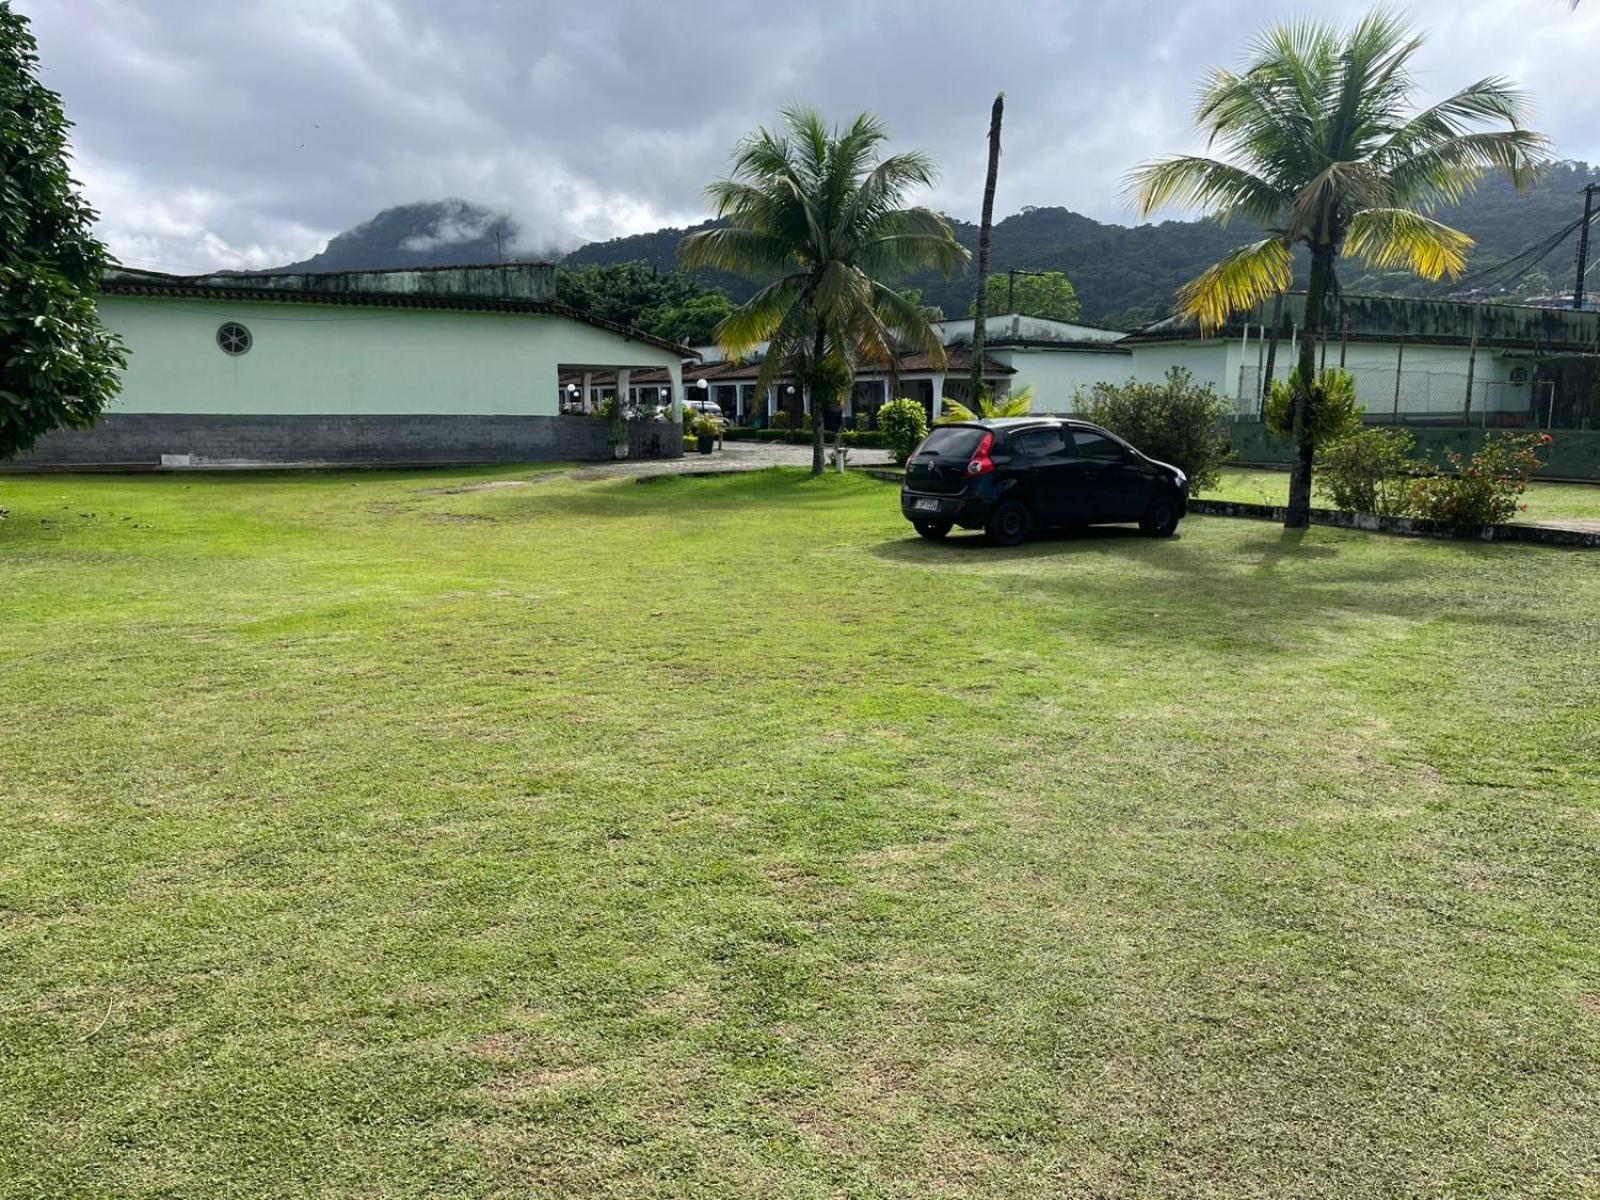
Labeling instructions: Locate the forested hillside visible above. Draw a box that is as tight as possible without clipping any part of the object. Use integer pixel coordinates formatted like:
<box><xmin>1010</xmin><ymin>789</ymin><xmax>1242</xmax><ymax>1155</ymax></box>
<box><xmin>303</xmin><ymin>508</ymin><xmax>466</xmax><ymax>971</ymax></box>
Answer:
<box><xmin>275</xmin><ymin>162</ymin><xmax>1600</xmax><ymax>329</ymax></box>
<box><xmin>563</xmin><ymin>162</ymin><xmax>1600</xmax><ymax>327</ymax></box>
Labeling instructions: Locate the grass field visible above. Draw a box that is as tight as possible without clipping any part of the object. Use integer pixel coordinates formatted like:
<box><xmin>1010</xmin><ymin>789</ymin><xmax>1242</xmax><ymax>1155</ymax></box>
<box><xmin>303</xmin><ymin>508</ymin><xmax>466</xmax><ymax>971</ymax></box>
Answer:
<box><xmin>3</xmin><ymin>465</ymin><xmax>1598</xmax><ymax>1199</ymax></box>
<box><xmin>1201</xmin><ymin>466</ymin><xmax>1600</xmax><ymax>523</ymax></box>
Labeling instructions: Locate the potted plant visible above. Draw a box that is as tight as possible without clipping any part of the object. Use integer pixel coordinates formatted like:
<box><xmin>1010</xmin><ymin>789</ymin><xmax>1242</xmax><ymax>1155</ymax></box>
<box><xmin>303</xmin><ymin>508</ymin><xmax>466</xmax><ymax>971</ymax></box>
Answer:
<box><xmin>691</xmin><ymin>411</ymin><xmax>719</xmax><ymax>455</ymax></box>
<box><xmin>601</xmin><ymin>395</ymin><xmax>629</xmax><ymax>460</ymax></box>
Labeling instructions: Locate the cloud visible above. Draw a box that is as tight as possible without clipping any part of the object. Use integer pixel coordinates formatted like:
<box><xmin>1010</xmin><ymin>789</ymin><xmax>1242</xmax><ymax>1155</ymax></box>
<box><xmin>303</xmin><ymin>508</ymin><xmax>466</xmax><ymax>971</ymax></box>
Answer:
<box><xmin>18</xmin><ymin>0</ymin><xmax>1600</xmax><ymax>272</ymax></box>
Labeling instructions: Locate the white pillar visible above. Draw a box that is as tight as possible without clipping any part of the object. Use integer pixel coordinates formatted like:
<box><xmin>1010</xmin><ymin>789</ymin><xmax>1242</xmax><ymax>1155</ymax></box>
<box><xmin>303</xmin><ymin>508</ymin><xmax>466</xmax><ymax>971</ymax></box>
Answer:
<box><xmin>616</xmin><ymin>368</ymin><xmax>631</xmax><ymax>414</ymax></box>
<box><xmin>802</xmin><ymin>384</ymin><xmax>811</xmax><ymax>417</ymax></box>
<box><xmin>767</xmin><ymin>386</ymin><xmax>776</xmax><ymax>420</ymax></box>
<box><xmin>881</xmin><ymin>378</ymin><xmax>891</xmax><ymax>415</ymax></box>
<box><xmin>930</xmin><ymin>372</ymin><xmax>945</xmax><ymax>422</ymax></box>
<box><xmin>667</xmin><ymin>362</ymin><xmax>684</xmax><ymax>422</ymax></box>
<box><xmin>735</xmin><ymin>384</ymin><xmax>745</xmax><ymax>422</ymax></box>
<box><xmin>582</xmin><ymin>370</ymin><xmax>592</xmax><ymax>413</ymax></box>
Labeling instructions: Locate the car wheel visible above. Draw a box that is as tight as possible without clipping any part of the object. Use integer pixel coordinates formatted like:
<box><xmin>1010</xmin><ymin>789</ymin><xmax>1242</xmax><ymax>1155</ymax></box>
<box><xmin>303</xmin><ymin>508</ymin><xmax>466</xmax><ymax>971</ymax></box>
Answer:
<box><xmin>913</xmin><ymin>520</ymin><xmax>951</xmax><ymax>540</ymax></box>
<box><xmin>1140</xmin><ymin>496</ymin><xmax>1180</xmax><ymax>538</ymax></box>
<box><xmin>984</xmin><ymin>501</ymin><xmax>1032</xmax><ymax>547</ymax></box>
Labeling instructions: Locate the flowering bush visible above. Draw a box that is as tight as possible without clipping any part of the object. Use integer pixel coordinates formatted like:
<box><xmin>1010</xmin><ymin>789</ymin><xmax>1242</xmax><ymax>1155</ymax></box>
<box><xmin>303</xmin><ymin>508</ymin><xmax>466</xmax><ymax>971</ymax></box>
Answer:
<box><xmin>878</xmin><ymin>398</ymin><xmax>929</xmax><ymax>465</ymax></box>
<box><xmin>1408</xmin><ymin>433</ymin><xmax>1552</xmax><ymax>531</ymax></box>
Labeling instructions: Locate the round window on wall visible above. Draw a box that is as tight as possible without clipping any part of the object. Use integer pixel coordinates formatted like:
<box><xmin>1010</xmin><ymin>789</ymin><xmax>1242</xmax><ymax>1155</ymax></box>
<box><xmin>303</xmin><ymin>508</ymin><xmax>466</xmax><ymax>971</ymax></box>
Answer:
<box><xmin>216</xmin><ymin>321</ymin><xmax>252</xmax><ymax>356</ymax></box>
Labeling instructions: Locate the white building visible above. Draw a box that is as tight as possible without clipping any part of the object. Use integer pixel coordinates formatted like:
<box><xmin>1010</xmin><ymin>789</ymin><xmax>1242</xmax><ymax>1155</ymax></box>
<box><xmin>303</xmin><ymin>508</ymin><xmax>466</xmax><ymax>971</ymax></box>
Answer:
<box><xmin>15</xmin><ymin>264</ymin><xmax>696</xmax><ymax>468</ymax></box>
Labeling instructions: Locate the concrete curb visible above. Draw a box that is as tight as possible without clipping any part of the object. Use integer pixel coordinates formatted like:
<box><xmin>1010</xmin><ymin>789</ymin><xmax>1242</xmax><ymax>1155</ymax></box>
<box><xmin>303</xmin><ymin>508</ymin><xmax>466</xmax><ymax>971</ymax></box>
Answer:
<box><xmin>1187</xmin><ymin>498</ymin><xmax>1600</xmax><ymax>548</ymax></box>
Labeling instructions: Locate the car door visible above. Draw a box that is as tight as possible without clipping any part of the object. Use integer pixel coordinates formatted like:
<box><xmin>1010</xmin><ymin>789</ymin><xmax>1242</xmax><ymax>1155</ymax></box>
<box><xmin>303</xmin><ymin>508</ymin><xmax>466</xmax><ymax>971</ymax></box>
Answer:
<box><xmin>1065</xmin><ymin>427</ymin><xmax>1148</xmax><ymax>523</ymax></box>
<box><xmin>1006</xmin><ymin>425</ymin><xmax>1076</xmax><ymax>524</ymax></box>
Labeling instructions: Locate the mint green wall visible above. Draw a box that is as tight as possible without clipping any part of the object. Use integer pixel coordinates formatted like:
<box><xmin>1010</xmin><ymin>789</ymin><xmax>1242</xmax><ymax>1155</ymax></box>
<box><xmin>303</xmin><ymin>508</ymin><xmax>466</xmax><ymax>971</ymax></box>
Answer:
<box><xmin>1228</xmin><ymin>421</ymin><xmax>1600</xmax><ymax>481</ymax></box>
<box><xmin>100</xmin><ymin>296</ymin><xmax>683</xmax><ymax>417</ymax></box>
<box><xmin>993</xmin><ymin>347</ymin><xmax>1134</xmax><ymax>412</ymax></box>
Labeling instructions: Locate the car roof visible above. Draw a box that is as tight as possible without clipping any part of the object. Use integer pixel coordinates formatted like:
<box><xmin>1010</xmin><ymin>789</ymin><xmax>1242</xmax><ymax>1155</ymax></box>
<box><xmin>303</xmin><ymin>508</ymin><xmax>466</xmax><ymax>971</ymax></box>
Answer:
<box><xmin>948</xmin><ymin>417</ymin><xmax>1111</xmax><ymax>434</ymax></box>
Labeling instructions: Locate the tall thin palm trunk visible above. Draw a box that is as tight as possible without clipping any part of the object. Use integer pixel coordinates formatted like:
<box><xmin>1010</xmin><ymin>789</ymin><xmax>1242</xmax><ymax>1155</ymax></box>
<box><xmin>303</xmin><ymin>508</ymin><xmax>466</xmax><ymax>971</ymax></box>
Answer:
<box><xmin>1286</xmin><ymin>247</ymin><xmax>1333</xmax><ymax>526</ymax></box>
<box><xmin>969</xmin><ymin>94</ymin><xmax>1004</xmax><ymax>403</ymax></box>
<box><xmin>810</xmin><ymin>329</ymin><xmax>827</xmax><ymax>475</ymax></box>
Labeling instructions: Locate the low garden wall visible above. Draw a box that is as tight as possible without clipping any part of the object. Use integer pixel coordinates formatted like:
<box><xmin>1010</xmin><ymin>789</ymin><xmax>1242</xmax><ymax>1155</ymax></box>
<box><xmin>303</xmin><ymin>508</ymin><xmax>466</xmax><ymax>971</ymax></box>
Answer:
<box><xmin>1227</xmin><ymin>421</ymin><xmax>1600</xmax><ymax>482</ymax></box>
<box><xmin>1189</xmin><ymin>498</ymin><xmax>1600</xmax><ymax>547</ymax></box>
<box><xmin>6</xmin><ymin>414</ymin><xmax>684</xmax><ymax>469</ymax></box>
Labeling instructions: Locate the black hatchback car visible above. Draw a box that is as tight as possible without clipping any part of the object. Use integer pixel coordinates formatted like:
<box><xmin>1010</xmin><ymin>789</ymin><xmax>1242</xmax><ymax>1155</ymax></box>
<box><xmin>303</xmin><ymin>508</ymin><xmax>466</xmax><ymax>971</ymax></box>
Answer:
<box><xmin>900</xmin><ymin>418</ymin><xmax>1188</xmax><ymax>545</ymax></box>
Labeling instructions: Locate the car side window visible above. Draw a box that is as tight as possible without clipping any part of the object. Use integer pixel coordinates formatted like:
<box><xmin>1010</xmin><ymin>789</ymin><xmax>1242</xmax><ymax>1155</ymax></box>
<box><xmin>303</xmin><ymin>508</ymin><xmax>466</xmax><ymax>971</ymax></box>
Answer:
<box><xmin>1011</xmin><ymin>427</ymin><xmax>1068</xmax><ymax>459</ymax></box>
<box><xmin>1072</xmin><ymin>429</ymin><xmax>1128</xmax><ymax>462</ymax></box>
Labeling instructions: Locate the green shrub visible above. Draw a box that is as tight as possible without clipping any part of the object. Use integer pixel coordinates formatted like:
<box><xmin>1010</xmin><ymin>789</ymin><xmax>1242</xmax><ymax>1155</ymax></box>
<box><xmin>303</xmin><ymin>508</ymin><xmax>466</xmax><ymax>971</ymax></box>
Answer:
<box><xmin>1075</xmin><ymin>367</ymin><xmax>1233</xmax><ymax>492</ymax></box>
<box><xmin>772</xmin><ymin>409</ymin><xmax>792</xmax><ymax>429</ymax></box>
<box><xmin>1408</xmin><ymin>433</ymin><xmax>1551</xmax><ymax>531</ymax></box>
<box><xmin>877</xmin><ymin>398</ymin><xmax>929</xmax><ymax>465</ymax></box>
<box><xmin>687</xmin><ymin>411</ymin><xmax>722</xmax><ymax>438</ymax></box>
<box><xmin>1265</xmin><ymin>367</ymin><xmax>1363</xmax><ymax>446</ymax></box>
<box><xmin>1317</xmin><ymin>428</ymin><xmax>1420</xmax><ymax>516</ymax></box>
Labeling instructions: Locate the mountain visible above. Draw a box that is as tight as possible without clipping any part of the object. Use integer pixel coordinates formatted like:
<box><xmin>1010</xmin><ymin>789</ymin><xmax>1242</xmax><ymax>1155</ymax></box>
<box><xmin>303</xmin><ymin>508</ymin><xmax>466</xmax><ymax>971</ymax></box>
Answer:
<box><xmin>561</xmin><ymin>161</ymin><xmax>1600</xmax><ymax>327</ymax></box>
<box><xmin>276</xmin><ymin>200</ymin><xmax>550</xmax><ymax>273</ymax></box>
<box><xmin>276</xmin><ymin>162</ymin><xmax>1600</xmax><ymax>325</ymax></box>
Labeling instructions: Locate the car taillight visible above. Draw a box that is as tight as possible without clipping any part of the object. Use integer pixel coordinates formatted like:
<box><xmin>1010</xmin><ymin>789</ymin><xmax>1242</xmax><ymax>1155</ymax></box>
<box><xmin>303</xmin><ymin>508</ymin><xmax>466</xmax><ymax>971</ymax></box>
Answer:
<box><xmin>966</xmin><ymin>432</ymin><xmax>995</xmax><ymax>476</ymax></box>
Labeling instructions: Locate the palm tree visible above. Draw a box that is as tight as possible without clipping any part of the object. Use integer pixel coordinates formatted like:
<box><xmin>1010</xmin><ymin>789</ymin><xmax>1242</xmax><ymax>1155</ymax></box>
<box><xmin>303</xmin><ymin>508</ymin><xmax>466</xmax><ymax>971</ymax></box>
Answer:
<box><xmin>1127</xmin><ymin>10</ymin><xmax>1549</xmax><ymax>526</ymax></box>
<box><xmin>969</xmin><ymin>93</ymin><xmax>1005</xmax><ymax>399</ymax></box>
<box><xmin>938</xmin><ymin>383</ymin><xmax>1034</xmax><ymax>424</ymax></box>
<box><xmin>681</xmin><ymin>107</ymin><xmax>969</xmax><ymax>475</ymax></box>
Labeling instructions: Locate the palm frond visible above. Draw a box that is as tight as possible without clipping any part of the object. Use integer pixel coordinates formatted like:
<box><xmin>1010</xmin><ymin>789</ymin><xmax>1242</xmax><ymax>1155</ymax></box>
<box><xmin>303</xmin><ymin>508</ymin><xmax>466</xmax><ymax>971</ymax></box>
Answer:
<box><xmin>1177</xmin><ymin>237</ymin><xmax>1295</xmax><ymax>331</ymax></box>
<box><xmin>713</xmin><ymin>275</ymin><xmax>807</xmax><ymax>360</ymax></box>
<box><xmin>1344</xmin><ymin>208</ymin><xmax>1472</xmax><ymax>279</ymax></box>
<box><xmin>1124</xmin><ymin>155</ymin><xmax>1285</xmax><ymax>223</ymax></box>
<box><xmin>937</xmin><ymin>384</ymin><xmax>1035</xmax><ymax>424</ymax></box>
<box><xmin>678</xmin><ymin>226</ymin><xmax>796</xmax><ymax>277</ymax></box>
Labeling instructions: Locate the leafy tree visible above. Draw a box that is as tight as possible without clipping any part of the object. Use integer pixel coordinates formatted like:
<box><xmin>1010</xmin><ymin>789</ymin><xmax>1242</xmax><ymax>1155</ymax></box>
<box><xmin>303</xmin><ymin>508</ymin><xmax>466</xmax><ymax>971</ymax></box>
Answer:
<box><xmin>0</xmin><ymin>2</ymin><xmax>125</xmax><ymax>469</ymax></box>
<box><xmin>897</xmin><ymin>287</ymin><xmax>945</xmax><ymax>322</ymax></box>
<box><xmin>1127</xmin><ymin>9</ymin><xmax>1549</xmax><ymax>526</ymax></box>
<box><xmin>1076</xmin><ymin>369</ymin><xmax>1234</xmax><ymax>493</ymax></box>
<box><xmin>637</xmin><ymin>292</ymin><xmax>735</xmax><ymax>346</ymax></box>
<box><xmin>970</xmin><ymin>271</ymin><xmax>1082</xmax><ymax>321</ymax></box>
<box><xmin>681</xmin><ymin>106</ymin><xmax>968</xmax><ymax>474</ymax></box>
<box><xmin>554</xmin><ymin>262</ymin><xmax>724</xmax><ymax>332</ymax></box>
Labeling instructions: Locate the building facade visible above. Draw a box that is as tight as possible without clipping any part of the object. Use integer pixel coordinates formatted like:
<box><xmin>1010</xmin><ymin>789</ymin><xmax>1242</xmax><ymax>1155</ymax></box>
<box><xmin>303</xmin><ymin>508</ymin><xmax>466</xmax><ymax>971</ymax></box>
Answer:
<box><xmin>13</xmin><ymin>265</ymin><xmax>694</xmax><ymax>468</ymax></box>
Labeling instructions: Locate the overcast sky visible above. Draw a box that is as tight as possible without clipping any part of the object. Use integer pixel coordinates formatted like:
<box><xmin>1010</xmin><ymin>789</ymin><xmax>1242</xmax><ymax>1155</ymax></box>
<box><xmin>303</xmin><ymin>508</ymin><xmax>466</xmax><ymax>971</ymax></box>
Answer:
<box><xmin>20</xmin><ymin>0</ymin><xmax>1600</xmax><ymax>273</ymax></box>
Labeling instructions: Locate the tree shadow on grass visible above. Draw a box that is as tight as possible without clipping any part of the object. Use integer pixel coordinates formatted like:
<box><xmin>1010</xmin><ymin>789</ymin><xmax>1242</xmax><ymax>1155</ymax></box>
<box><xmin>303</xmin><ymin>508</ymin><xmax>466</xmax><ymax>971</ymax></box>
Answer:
<box><xmin>865</xmin><ymin>518</ymin><xmax>1524</xmax><ymax>648</ymax></box>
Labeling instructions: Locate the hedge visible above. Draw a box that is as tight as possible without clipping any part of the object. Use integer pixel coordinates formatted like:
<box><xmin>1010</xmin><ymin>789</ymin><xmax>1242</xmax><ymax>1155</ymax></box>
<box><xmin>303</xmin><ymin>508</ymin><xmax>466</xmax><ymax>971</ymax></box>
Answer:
<box><xmin>721</xmin><ymin>428</ymin><xmax>889</xmax><ymax>449</ymax></box>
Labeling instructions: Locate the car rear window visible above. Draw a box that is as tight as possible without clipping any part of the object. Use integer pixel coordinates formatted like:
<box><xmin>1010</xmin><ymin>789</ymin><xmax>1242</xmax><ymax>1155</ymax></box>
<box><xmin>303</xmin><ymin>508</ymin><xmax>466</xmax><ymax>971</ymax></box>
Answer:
<box><xmin>915</xmin><ymin>427</ymin><xmax>986</xmax><ymax>458</ymax></box>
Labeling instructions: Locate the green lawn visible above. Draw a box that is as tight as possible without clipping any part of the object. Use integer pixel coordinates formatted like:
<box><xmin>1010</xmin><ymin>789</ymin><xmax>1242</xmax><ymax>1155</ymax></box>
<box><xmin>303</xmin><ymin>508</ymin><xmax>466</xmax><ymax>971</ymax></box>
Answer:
<box><xmin>1202</xmin><ymin>466</ymin><xmax>1600</xmax><ymax>523</ymax></box>
<box><xmin>2</xmin><ymin>466</ymin><xmax>1598</xmax><ymax>1199</ymax></box>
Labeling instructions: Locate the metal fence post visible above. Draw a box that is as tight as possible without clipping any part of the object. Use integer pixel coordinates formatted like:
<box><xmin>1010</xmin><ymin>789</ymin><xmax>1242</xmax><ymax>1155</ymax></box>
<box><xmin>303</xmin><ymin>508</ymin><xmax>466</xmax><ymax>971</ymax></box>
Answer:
<box><xmin>1392</xmin><ymin>336</ymin><xmax>1405</xmax><ymax>423</ymax></box>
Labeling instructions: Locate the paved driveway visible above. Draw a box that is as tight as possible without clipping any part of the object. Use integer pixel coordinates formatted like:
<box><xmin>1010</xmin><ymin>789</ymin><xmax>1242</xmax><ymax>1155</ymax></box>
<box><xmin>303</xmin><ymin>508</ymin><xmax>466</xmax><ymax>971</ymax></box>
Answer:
<box><xmin>571</xmin><ymin>440</ymin><xmax>894</xmax><ymax>480</ymax></box>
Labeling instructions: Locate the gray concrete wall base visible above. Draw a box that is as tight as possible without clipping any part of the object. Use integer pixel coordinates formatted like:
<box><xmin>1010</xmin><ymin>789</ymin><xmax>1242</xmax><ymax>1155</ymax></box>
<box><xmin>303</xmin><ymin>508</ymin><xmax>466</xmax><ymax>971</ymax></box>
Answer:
<box><xmin>7</xmin><ymin>414</ymin><xmax>685</xmax><ymax>468</ymax></box>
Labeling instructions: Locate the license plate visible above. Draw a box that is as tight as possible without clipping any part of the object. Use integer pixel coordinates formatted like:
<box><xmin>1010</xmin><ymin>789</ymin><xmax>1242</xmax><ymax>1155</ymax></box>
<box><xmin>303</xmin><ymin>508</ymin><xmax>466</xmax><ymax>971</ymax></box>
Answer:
<box><xmin>913</xmin><ymin>498</ymin><xmax>940</xmax><ymax>512</ymax></box>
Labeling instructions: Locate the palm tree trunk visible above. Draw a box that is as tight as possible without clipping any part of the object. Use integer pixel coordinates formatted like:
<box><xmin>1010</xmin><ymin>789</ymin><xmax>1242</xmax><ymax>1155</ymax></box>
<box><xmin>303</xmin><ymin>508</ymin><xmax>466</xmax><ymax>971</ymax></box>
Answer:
<box><xmin>1260</xmin><ymin>290</ymin><xmax>1285</xmax><ymax>405</ymax></box>
<box><xmin>1285</xmin><ymin>246</ymin><xmax>1333</xmax><ymax>527</ymax></box>
<box><xmin>969</xmin><ymin>94</ymin><xmax>1004</xmax><ymax>400</ymax></box>
<box><xmin>810</xmin><ymin>329</ymin><xmax>827</xmax><ymax>476</ymax></box>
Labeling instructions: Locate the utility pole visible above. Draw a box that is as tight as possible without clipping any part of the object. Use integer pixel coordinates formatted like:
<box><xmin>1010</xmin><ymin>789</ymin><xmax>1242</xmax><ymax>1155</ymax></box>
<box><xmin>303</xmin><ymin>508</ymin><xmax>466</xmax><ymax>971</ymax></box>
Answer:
<box><xmin>1573</xmin><ymin>183</ymin><xmax>1598</xmax><ymax>310</ymax></box>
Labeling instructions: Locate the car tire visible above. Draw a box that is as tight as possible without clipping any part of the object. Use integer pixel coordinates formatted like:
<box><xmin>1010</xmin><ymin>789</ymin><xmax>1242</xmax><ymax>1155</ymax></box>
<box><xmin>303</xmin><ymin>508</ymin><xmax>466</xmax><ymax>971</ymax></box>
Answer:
<box><xmin>984</xmin><ymin>501</ymin><xmax>1032</xmax><ymax>547</ymax></box>
<box><xmin>1140</xmin><ymin>496</ymin><xmax>1181</xmax><ymax>538</ymax></box>
<box><xmin>913</xmin><ymin>520</ymin><xmax>951</xmax><ymax>540</ymax></box>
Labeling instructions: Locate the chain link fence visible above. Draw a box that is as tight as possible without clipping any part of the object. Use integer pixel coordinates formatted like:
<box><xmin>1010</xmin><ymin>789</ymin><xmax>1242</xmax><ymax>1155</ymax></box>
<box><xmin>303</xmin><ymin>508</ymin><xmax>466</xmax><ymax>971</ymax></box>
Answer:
<box><xmin>1236</xmin><ymin>365</ymin><xmax>1564</xmax><ymax>429</ymax></box>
